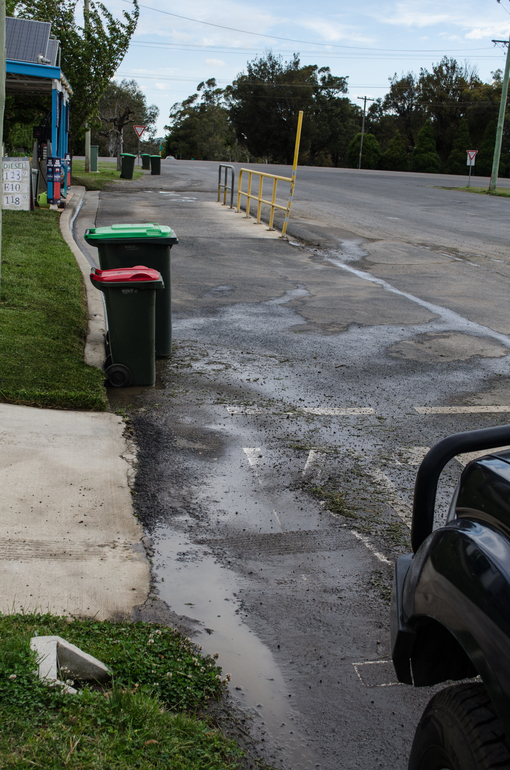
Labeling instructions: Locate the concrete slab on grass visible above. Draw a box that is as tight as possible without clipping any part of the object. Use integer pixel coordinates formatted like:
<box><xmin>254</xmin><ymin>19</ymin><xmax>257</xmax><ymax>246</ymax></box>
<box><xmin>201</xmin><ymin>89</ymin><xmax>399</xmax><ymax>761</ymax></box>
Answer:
<box><xmin>0</xmin><ymin>404</ymin><xmax>149</xmax><ymax>619</ymax></box>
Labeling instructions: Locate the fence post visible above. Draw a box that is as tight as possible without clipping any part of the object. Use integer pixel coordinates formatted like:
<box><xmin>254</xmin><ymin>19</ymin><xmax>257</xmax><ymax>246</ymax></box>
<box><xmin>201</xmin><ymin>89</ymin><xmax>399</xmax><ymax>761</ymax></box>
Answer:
<box><xmin>281</xmin><ymin>110</ymin><xmax>303</xmax><ymax>237</ymax></box>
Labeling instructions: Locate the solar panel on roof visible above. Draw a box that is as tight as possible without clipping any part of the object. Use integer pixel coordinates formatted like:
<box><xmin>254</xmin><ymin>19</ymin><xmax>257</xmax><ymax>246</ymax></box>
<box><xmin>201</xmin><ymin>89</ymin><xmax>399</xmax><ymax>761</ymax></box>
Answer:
<box><xmin>46</xmin><ymin>38</ymin><xmax>59</xmax><ymax>67</ymax></box>
<box><xmin>6</xmin><ymin>17</ymin><xmax>51</xmax><ymax>64</ymax></box>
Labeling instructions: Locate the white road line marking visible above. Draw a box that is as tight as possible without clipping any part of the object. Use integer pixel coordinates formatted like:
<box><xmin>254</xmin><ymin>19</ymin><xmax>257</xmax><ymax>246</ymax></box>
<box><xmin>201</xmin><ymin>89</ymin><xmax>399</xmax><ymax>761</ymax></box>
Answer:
<box><xmin>368</xmin><ymin>469</ymin><xmax>412</xmax><ymax>526</ymax></box>
<box><xmin>302</xmin><ymin>449</ymin><xmax>323</xmax><ymax>476</ymax></box>
<box><xmin>394</xmin><ymin>447</ymin><xmax>430</xmax><ymax>466</ymax></box>
<box><xmin>243</xmin><ymin>447</ymin><xmax>262</xmax><ymax>466</ymax></box>
<box><xmin>457</xmin><ymin>445</ymin><xmax>510</xmax><ymax>467</ymax></box>
<box><xmin>415</xmin><ymin>405</ymin><xmax>510</xmax><ymax>414</ymax></box>
<box><xmin>228</xmin><ymin>408</ymin><xmax>265</xmax><ymax>415</ymax></box>
<box><xmin>228</xmin><ymin>406</ymin><xmax>375</xmax><ymax>416</ymax></box>
<box><xmin>302</xmin><ymin>407</ymin><xmax>375</xmax><ymax>416</ymax></box>
<box><xmin>352</xmin><ymin>661</ymin><xmax>401</xmax><ymax>688</ymax></box>
<box><xmin>243</xmin><ymin>449</ymin><xmax>283</xmax><ymax>530</ymax></box>
<box><xmin>348</xmin><ymin>530</ymin><xmax>392</xmax><ymax>565</ymax></box>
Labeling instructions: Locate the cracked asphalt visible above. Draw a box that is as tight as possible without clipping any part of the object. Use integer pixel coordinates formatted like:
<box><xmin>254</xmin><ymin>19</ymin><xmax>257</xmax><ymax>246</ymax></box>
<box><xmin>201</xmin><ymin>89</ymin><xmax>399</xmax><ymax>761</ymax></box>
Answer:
<box><xmin>76</xmin><ymin>161</ymin><xmax>510</xmax><ymax>769</ymax></box>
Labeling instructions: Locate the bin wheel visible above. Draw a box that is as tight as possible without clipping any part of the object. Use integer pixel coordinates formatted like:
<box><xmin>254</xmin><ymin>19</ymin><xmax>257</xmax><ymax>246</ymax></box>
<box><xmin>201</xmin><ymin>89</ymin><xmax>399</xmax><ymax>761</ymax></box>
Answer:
<box><xmin>103</xmin><ymin>354</ymin><xmax>113</xmax><ymax>371</ymax></box>
<box><xmin>105</xmin><ymin>364</ymin><xmax>132</xmax><ymax>388</ymax></box>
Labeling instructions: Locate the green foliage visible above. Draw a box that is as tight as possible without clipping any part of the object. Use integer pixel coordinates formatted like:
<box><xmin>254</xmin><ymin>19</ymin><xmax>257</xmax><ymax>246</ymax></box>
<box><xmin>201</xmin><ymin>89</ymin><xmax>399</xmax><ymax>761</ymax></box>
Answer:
<box><xmin>0</xmin><ymin>614</ymin><xmax>242</xmax><ymax>769</ymax></box>
<box><xmin>12</xmin><ymin>0</ymin><xmax>139</xmax><ymax>148</ymax></box>
<box><xmin>346</xmin><ymin>132</ymin><xmax>382</xmax><ymax>169</ymax></box>
<box><xmin>476</xmin><ymin>120</ymin><xmax>497</xmax><ymax>177</ymax></box>
<box><xmin>4</xmin><ymin>122</ymin><xmax>34</xmax><ymax>155</ymax></box>
<box><xmin>411</xmin><ymin>121</ymin><xmax>441</xmax><ymax>173</ymax></box>
<box><xmin>0</xmin><ymin>210</ymin><xmax>107</xmax><ymax>410</ymax></box>
<box><xmin>418</xmin><ymin>57</ymin><xmax>478</xmax><ymax>163</ymax></box>
<box><xmin>165</xmin><ymin>79</ymin><xmax>234</xmax><ymax>161</ymax></box>
<box><xmin>445</xmin><ymin>118</ymin><xmax>471</xmax><ymax>175</ymax></box>
<box><xmin>94</xmin><ymin>79</ymin><xmax>159</xmax><ymax>157</ymax></box>
<box><xmin>381</xmin><ymin>130</ymin><xmax>409</xmax><ymax>171</ymax></box>
<box><xmin>383</xmin><ymin>72</ymin><xmax>424</xmax><ymax>147</ymax></box>
<box><xmin>227</xmin><ymin>52</ymin><xmax>353</xmax><ymax>165</ymax></box>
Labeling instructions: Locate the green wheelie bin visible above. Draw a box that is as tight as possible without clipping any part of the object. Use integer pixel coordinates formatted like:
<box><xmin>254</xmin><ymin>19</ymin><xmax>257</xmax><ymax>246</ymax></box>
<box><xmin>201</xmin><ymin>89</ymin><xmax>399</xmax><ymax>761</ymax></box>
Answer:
<box><xmin>90</xmin><ymin>266</ymin><xmax>164</xmax><ymax>387</ymax></box>
<box><xmin>141</xmin><ymin>153</ymin><xmax>151</xmax><ymax>170</ymax></box>
<box><xmin>120</xmin><ymin>153</ymin><xmax>136</xmax><ymax>179</ymax></box>
<box><xmin>150</xmin><ymin>155</ymin><xmax>161</xmax><ymax>175</ymax></box>
<box><xmin>84</xmin><ymin>223</ymin><xmax>178</xmax><ymax>358</ymax></box>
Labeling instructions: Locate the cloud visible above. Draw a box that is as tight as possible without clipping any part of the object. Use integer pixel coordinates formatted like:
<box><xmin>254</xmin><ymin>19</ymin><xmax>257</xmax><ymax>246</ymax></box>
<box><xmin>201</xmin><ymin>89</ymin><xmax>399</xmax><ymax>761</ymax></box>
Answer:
<box><xmin>205</xmin><ymin>58</ymin><xmax>226</xmax><ymax>67</ymax></box>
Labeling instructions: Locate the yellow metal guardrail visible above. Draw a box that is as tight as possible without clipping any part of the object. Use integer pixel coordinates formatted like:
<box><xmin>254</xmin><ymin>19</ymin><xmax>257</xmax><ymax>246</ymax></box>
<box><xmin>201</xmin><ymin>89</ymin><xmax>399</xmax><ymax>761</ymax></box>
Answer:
<box><xmin>236</xmin><ymin>168</ymin><xmax>292</xmax><ymax>231</ymax></box>
<box><xmin>235</xmin><ymin>111</ymin><xmax>303</xmax><ymax>238</ymax></box>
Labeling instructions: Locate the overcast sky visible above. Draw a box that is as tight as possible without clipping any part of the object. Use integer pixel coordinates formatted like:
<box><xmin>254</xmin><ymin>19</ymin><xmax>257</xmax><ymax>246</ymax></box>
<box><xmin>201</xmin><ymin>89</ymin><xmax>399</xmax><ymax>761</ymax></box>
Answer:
<box><xmin>98</xmin><ymin>0</ymin><xmax>510</xmax><ymax>137</ymax></box>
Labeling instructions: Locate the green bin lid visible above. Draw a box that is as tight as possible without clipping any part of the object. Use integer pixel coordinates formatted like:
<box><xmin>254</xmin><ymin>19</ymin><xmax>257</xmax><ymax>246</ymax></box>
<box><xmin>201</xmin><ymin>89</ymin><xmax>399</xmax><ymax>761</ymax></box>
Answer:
<box><xmin>121</xmin><ymin>153</ymin><xmax>136</xmax><ymax>157</ymax></box>
<box><xmin>84</xmin><ymin>223</ymin><xmax>178</xmax><ymax>242</ymax></box>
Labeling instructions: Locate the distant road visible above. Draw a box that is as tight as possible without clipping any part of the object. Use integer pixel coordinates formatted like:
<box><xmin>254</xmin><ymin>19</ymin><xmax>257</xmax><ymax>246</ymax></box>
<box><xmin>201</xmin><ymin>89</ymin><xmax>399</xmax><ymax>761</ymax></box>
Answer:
<box><xmin>159</xmin><ymin>160</ymin><xmax>510</xmax><ymax>261</ymax></box>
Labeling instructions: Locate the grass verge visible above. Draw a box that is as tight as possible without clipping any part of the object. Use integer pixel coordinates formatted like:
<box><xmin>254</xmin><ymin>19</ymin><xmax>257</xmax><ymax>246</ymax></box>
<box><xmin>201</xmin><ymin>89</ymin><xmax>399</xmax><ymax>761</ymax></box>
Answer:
<box><xmin>0</xmin><ymin>210</ymin><xmax>107</xmax><ymax>410</ymax></box>
<box><xmin>0</xmin><ymin>613</ymin><xmax>242</xmax><ymax>769</ymax></box>
<box><xmin>440</xmin><ymin>185</ymin><xmax>510</xmax><ymax>198</ymax></box>
<box><xmin>71</xmin><ymin>159</ymin><xmax>143</xmax><ymax>191</ymax></box>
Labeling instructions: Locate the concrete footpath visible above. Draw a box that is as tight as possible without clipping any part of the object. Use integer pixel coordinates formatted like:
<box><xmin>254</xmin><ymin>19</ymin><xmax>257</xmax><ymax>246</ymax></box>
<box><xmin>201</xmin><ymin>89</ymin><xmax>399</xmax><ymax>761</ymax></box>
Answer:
<box><xmin>0</xmin><ymin>187</ymin><xmax>149</xmax><ymax>620</ymax></box>
<box><xmin>0</xmin><ymin>173</ymin><xmax>289</xmax><ymax>622</ymax></box>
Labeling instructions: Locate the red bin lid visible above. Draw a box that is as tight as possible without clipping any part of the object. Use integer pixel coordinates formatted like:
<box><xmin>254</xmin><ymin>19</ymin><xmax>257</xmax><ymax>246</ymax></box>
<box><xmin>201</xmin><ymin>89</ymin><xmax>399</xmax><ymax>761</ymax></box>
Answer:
<box><xmin>91</xmin><ymin>266</ymin><xmax>161</xmax><ymax>283</ymax></box>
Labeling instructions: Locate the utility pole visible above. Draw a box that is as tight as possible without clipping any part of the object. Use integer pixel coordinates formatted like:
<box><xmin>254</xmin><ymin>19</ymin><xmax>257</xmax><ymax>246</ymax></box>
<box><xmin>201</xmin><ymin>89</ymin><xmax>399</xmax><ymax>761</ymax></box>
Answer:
<box><xmin>490</xmin><ymin>36</ymin><xmax>510</xmax><ymax>192</ymax></box>
<box><xmin>84</xmin><ymin>0</ymin><xmax>91</xmax><ymax>173</ymax></box>
<box><xmin>357</xmin><ymin>96</ymin><xmax>375</xmax><ymax>169</ymax></box>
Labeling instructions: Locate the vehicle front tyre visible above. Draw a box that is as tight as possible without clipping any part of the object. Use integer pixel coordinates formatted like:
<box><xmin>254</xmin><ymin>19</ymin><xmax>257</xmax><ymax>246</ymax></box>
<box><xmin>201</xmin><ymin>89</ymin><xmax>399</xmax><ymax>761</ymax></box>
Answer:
<box><xmin>408</xmin><ymin>682</ymin><xmax>510</xmax><ymax>770</ymax></box>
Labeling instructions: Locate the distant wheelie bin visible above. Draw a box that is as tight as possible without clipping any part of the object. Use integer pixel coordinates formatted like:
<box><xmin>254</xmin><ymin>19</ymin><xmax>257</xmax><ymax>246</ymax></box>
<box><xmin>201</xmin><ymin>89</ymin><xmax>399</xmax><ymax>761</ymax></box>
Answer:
<box><xmin>150</xmin><ymin>155</ymin><xmax>161</xmax><ymax>175</ymax></box>
<box><xmin>120</xmin><ymin>153</ymin><xmax>136</xmax><ymax>179</ymax></box>
<box><xmin>90</xmin><ymin>266</ymin><xmax>164</xmax><ymax>387</ymax></box>
<box><xmin>84</xmin><ymin>223</ymin><xmax>178</xmax><ymax>358</ymax></box>
<box><xmin>141</xmin><ymin>153</ymin><xmax>151</xmax><ymax>170</ymax></box>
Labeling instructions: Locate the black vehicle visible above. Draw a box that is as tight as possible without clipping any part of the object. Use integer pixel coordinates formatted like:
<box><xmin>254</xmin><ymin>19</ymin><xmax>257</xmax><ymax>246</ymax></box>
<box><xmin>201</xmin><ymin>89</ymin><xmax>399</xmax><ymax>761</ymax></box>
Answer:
<box><xmin>391</xmin><ymin>425</ymin><xmax>510</xmax><ymax>770</ymax></box>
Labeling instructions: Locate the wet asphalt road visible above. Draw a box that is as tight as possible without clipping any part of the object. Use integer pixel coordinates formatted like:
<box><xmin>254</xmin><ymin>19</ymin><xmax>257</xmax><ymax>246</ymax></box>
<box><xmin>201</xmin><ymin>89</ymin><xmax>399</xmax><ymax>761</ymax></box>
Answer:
<box><xmin>77</xmin><ymin>161</ymin><xmax>510</xmax><ymax>769</ymax></box>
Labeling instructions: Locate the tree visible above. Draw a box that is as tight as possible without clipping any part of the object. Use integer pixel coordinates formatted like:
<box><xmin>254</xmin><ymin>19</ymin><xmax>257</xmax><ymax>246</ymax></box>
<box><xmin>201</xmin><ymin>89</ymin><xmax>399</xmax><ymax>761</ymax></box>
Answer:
<box><xmin>12</xmin><ymin>0</ymin><xmax>139</xmax><ymax>149</ymax></box>
<box><xmin>476</xmin><ymin>121</ymin><xmax>498</xmax><ymax>177</ymax></box>
<box><xmin>94</xmin><ymin>79</ymin><xmax>158</xmax><ymax>157</ymax></box>
<box><xmin>227</xmin><ymin>52</ymin><xmax>319</xmax><ymax>164</ymax></box>
<box><xmin>346</xmin><ymin>133</ymin><xmax>382</xmax><ymax>169</ymax></box>
<box><xmin>381</xmin><ymin>130</ymin><xmax>409</xmax><ymax>171</ymax></box>
<box><xmin>445</xmin><ymin>119</ymin><xmax>471</xmax><ymax>175</ymax></box>
<box><xmin>305</xmin><ymin>68</ymin><xmax>357</xmax><ymax>166</ymax></box>
<box><xmin>418</xmin><ymin>57</ymin><xmax>479</xmax><ymax>164</ymax></box>
<box><xmin>383</xmin><ymin>72</ymin><xmax>424</xmax><ymax>147</ymax></box>
<box><xmin>164</xmin><ymin>80</ymin><xmax>234</xmax><ymax>161</ymax></box>
<box><xmin>411</xmin><ymin>121</ymin><xmax>441</xmax><ymax>173</ymax></box>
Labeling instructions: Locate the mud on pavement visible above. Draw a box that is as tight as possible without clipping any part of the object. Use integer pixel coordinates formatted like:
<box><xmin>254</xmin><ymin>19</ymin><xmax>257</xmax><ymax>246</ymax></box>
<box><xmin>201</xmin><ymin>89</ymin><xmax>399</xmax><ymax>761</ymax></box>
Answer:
<box><xmin>94</xmin><ymin>185</ymin><xmax>510</xmax><ymax>770</ymax></box>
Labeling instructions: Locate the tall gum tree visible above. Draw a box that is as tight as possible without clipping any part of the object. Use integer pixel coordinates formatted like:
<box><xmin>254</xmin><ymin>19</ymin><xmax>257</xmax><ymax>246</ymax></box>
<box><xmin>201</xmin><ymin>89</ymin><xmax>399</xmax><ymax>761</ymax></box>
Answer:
<box><xmin>11</xmin><ymin>0</ymin><xmax>139</xmax><ymax>149</ymax></box>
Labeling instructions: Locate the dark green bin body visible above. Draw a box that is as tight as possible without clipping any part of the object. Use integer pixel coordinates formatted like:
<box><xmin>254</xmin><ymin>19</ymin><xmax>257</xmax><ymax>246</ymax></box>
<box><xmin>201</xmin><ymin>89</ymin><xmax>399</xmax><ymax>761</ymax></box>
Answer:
<box><xmin>150</xmin><ymin>155</ymin><xmax>161</xmax><ymax>175</ymax></box>
<box><xmin>141</xmin><ymin>153</ymin><xmax>151</xmax><ymax>170</ymax></box>
<box><xmin>90</xmin><ymin>145</ymin><xmax>99</xmax><ymax>172</ymax></box>
<box><xmin>91</xmin><ymin>274</ymin><xmax>164</xmax><ymax>386</ymax></box>
<box><xmin>120</xmin><ymin>153</ymin><xmax>136</xmax><ymax>179</ymax></box>
<box><xmin>84</xmin><ymin>223</ymin><xmax>178</xmax><ymax>358</ymax></box>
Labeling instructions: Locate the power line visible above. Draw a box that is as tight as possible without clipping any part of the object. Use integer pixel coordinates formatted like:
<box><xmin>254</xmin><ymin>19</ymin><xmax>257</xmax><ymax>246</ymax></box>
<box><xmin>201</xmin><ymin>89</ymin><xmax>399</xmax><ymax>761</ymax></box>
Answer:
<box><xmin>123</xmin><ymin>0</ymin><xmax>494</xmax><ymax>55</ymax></box>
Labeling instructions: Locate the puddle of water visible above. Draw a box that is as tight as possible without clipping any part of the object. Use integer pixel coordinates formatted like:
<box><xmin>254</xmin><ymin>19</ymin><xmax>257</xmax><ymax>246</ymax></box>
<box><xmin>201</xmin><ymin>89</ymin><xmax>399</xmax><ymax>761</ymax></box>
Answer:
<box><xmin>154</xmin><ymin>527</ymin><xmax>320</xmax><ymax>768</ymax></box>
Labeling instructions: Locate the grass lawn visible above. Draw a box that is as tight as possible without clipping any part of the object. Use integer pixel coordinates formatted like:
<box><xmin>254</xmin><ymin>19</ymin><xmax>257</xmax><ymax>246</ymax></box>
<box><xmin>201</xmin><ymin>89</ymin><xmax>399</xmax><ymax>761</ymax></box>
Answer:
<box><xmin>0</xmin><ymin>209</ymin><xmax>107</xmax><ymax>410</ymax></box>
<box><xmin>71</xmin><ymin>159</ymin><xmax>144</xmax><ymax>191</ymax></box>
<box><xmin>0</xmin><ymin>613</ymin><xmax>242</xmax><ymax>769</ymax></box>
<box><xmin>441</xmin><ymin>185</ymin><xmax>510</xmax><ymax>198</ymax></box>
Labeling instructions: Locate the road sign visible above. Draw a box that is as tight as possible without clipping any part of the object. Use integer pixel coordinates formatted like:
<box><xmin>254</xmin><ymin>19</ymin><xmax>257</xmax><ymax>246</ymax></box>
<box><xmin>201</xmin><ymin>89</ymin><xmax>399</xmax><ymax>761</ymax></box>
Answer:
<box><xmin>133</xmin><ymin>125</ymin><xmax>146</xmax><ymax>139</ymax></box>
<box><xmin>466</xmin><ymin>150</ymin><xmax>478</xmax><ymax>166</ymax></box>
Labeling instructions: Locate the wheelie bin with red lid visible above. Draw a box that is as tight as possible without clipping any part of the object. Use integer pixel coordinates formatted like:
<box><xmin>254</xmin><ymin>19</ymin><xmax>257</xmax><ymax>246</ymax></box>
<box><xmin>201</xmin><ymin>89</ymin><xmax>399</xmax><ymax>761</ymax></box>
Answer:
<box><xmin>90</xmin><ymin>266</ymin><xmax>164</xmax><ymax>387</ymax></box>
<box><xmin>84</xmin><ymin>223</ymin><xmax>178</xmax><ymax>358</ymax></box>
